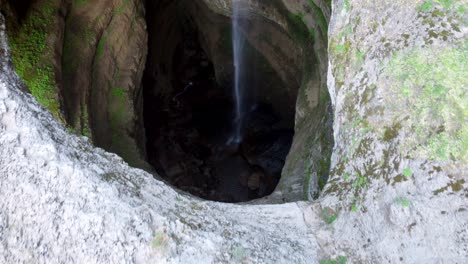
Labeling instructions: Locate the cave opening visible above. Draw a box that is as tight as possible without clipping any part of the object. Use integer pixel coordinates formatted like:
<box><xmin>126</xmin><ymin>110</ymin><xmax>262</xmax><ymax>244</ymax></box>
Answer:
<box><xmin>1</xmin><ymin>0</ymin><xmax>333</xmax><ymax>203</ymax></box>
<box><xmin>142</xmin><ymin>0</ymin><xmax>297</xmax><ymax>202</ymax></box>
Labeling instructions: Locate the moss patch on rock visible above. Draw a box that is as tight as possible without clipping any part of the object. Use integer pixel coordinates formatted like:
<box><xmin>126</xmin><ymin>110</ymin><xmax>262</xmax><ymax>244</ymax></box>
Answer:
<box><xmin>384</xmin><ymin>45</ymin><xmax>467</xmax><ymax>162</ymax></box>
<box><xmin>8</xmin><ymin>0</ymin><xmax>61</xmax><ymax>120</ymax></box>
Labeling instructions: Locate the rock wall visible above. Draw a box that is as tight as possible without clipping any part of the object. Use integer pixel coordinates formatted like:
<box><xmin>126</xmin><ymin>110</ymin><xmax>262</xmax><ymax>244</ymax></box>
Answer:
<box><xmin>62</xmin><ymin>0</ymin><xmax>148</xmax><ymax>168</ymax></box>
<box><xmin>1</xmin><ymin>0</ymin><xmax>149</xmax><ymax>168</ymax></box>
<box><xmin>321</xmin><ymin>0</ymin><xmax>467</xmax><ymax>261</ymax></box>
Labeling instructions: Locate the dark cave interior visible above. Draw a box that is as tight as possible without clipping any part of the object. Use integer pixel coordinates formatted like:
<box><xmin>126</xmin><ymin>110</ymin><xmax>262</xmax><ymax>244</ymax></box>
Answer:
<box><xmin>1</xmin><ymin>0</ymin><xmax>322</xmax><ymax>203</ymax></box>
<box><xmin>142</xmin><ymin>0</ymin><xmax>297</xmax><ymax>202</ymax></box>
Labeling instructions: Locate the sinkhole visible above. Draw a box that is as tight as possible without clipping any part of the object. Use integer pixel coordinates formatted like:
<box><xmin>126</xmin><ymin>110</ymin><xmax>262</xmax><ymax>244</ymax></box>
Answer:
<box><xmin>3</xmin><ymin>0</ymin><xmax>333</xmax><ymax>203</ymax></box>
<box><xmin>143</xmin><ymin>1</ymin><xmax>298</xmax><ymax>202</ymax></box>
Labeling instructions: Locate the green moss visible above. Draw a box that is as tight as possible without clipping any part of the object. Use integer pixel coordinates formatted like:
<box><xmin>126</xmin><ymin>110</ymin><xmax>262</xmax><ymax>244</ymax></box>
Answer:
<box><xmin>111</xmin><ymin>86</ymin><xmax>125</xmax><ymax>99</ymax></box>
<box><xmin>151</xmin><ymin>231</ymin><xmax>168</xmax><ymax>250</ymax></box>
<box><xmin>116</xmin><ymin>0</ymin><xmax>130</xmax><ymax>16</ymax></box>
<box><xmin>81</xmin><ymin>106</ymin><xmax>91</xmax><ymax>137</ymax></box>
<box><xmin>355</xmin><ymin>49</ymin><xmax>364</xmax><ymax>62</ymax></box>
<box><xmin>321</xmin><ymin>209</ymin><xmax>338</xmax><ymax>224</ymax></box>
<box><xmin>306</xmin><ymin>0</ymin><xmax>328</xmax><ymax>37</ymax></box>
<box><xmin>108</xmin><ymin>85</ymin><xmax>129</xmax><ymax>145</ymax></box>
<box><xmin>320</xmin><ymin>256</ymin><xmax>347</xmax><ymax>264</ymax></box>
<box><xmin>438</xmin><ymin>0</ymin><xmax>454</xmax><ymax>9</ymax></box>
<box><xmin>343</xmin><ymin>173</ymin><xmax>350</xmax><ymax>180</ymax></box>
<box><xmin>419</xmin><ymin>1</ymin><xmax>434</xmax><ymax>12</ymax></box>
<box><xmin>395</xmin><ymin>197</ymin><xmax>411</xmax><ymax>207</ymax></box>
<box><xmin>106</xmin><ymin>83</ymin><xmax>144</xmax><ymax>166</ymax></box>
<box><xmin>318</xmin><ymin>161</ymin><xmax>330</xmax><ymax>191</ymax></box>
<box><xmin>385</xmin><ymin>46</ymin><xmax>467</xmax><ymax>162</ymax></box>
<box><xmin>457</xmin><ymin>5</ymin><xmax>467</xmax><ymax>14</ymax></box>
<box><xmin>343</xmin><ymin>0</ymin><xmax>351</xmax><ymax>12</ymax></box>
<box><xmin>426</xmin><ymin>132</ymin><xmax>467</xmax><ymax>160</ymax></box>
<box><xmin>419</xmin><ymin>0</ymin><xmax>457</xmax><ymax>12</ymax></box>
<box><xmin>335</xmin><ymin>43</ymin><xmax>349</xmax><ymax>54</ymax></box>
<box><xmin>96</xmin><ymin>36</ymin><xmax>107</xmax><ymax>59</ymax></box>
<box><xmin>351</xmin><ymin>174</ymin><xmax>367</xmax><ymax>189</ymax></box>
<box><xmin>288</xmin><ymin>12</ymin><xmax>315</xmax><ymax>46</ymax></box>
<box><xmin>402</xmin><ymin>168</ymin><xmax>412</xmax><ymax>178</ymax></box>
<box><xmin>9</xmin><ymin>0</ymin><xmax>61</xmax><ymax>120</ymax></box>
<box><xmin>74</xmin><ymin>0</ymin><xmax>88</xmax><ymax>6</ymax></box>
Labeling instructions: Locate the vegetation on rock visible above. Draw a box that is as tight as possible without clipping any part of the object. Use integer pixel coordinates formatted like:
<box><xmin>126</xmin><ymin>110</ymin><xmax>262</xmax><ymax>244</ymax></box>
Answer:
<box><xmin>9</xmin><ymin>0</ymin><xmax>61</xmax><ymax>120</ymax></box>
<box><xmin>385</xmin><ymin>46</ymin><xmax>467</xmax><ymax>162</ymax></box>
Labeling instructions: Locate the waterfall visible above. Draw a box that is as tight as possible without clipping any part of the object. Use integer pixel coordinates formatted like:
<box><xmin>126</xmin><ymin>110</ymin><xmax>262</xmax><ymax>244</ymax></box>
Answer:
<box><xmin>231</xmin><ymin>0</ymin><xmax>246</xmax><ymax>144</ymax></box>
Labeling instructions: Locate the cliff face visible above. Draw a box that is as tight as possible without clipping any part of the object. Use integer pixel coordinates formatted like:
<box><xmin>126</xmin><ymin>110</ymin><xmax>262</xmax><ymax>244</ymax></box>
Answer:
<box><xmin>322</xmin><ymin>0</ymin><xmax>467</xmax><ymax>261</ymax></box>
<box><xmin>0</xmin><ymin>0</ymin><xmax>467</xmax><ymax>263</ymax></box>
<box><xmin>1</xmin><ymin>0</ymin><xmax>148</xmax><ymax>168</ymax></box>
<box><xmin>62</xmin><ymin>0</ymin><xmax>148</xmax><ymax>168</ymax></box>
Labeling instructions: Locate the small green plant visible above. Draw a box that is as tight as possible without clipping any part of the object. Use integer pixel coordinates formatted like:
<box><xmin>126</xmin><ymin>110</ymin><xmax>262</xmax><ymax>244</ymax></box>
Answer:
<box><xmin>9</xmin><ymin>0</ymin><xmax>61</xmax><ymax>120</ymax></box>
<box><xmin>335</xmin><ymin>42</ymin><xmax>350</xmax><ymax>54</ymax></box>
<box><xmin>352</xmin><ymin>174</ymin><xmax>367</xmax><ymax>189</ymax></box>
<box><xmin>438</xmin><ymin>0</ymin><xmax>454</xmax><ymax>9</ymax></box>
<box><xmin>321</xmin><ymin>209</ymin><xmax>338</xmax><ymax>224</ymax></box>
<box><xmin>111</xmin><ymin>86</ymin><xmax>126</xmax><ymax>99</ymax></box>
<box><xmin>457</xmin><ymin>5</ymin><xmax>466</xmax><ymax>13</ymax></box>
<box><xmin>151</xmin><ymin>231</ymin><xmax>168</xmax><ymax>250</ymax></box>
<box><xmin>343</xmin><ymin>0</ymin><xmax>351</xmax><ymax>12</ymax></box>
<box><xmin>350</xmin><ymin>204</ymin><xmax>358</xmax><ymax>212</ymax></box>
<box><xmin>418</xmin><ymin>1</ymin><xmax>434</xmax><ymax>12</ymax></box>
<box><xmin>343</xmin><ymin>173</ymin><xmax>350</xmax><ymax>180</ymax></box>
<box><xmin>418</xmin><ymin>0</ymin><xmax>454</xmax><ymax>11</ymax></box>
<box><xmin>320</xmin><ymin>256</ymin><xmax>347</xmax><ymax>264</ymax></box>
<box><xmin>402</xmin><ymin>168</ymin><xmax>412</xmax><ymax>178</ymax></box>
<box><xmin>395</xmin><ymin>197</ymin><xmax>411</xmax><ymax>207</ymax></box>
<box><xmin>356</xmin><ymin>50</ymin><xmax>365</xmax><ymax>63</ymax></box>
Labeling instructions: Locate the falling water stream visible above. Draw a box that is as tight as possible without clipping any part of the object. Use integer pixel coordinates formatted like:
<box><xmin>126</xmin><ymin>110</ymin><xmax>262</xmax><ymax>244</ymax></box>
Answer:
<box><xmin>230</xmin><ymin>0</ymin><xmax>246</xmax><ymax>144</ymax></box>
